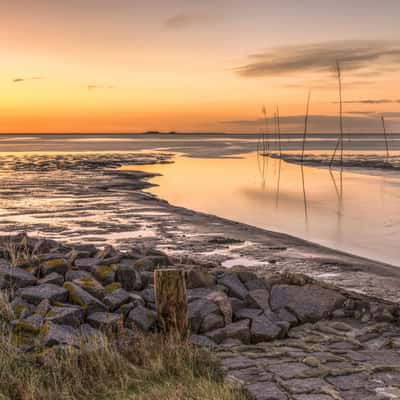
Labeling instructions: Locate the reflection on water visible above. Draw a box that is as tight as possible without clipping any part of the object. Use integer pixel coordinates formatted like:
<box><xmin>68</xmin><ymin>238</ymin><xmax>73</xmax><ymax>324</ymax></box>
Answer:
<box><xmin>133</xmin><ymin>153</ymin><xmax>400</xmax><ymax>266</ymax></box>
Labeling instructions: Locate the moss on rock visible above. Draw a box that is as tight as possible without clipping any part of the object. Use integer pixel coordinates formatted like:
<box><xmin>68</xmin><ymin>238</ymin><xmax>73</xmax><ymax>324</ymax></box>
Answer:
<box><xmin>63</xmin><ymin>282</ymin><xmax>86</xmax><ymax>308</ymax></box>
<box><xmin>105</xmin><ymin>282</ymin><xmax>122</xmax><ymax>294</ymax></box>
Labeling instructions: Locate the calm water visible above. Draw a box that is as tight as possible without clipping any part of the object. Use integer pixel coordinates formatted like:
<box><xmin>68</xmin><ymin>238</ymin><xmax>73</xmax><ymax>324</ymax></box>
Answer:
<box><xmin>1</xmin><ymin>134</ymin><xmax>400</xmax><ymax>266</ymax></box>
<box><xmin>134</xmin><ymin>152</ymin><xmax>400</xmax><ymax>266</ymax></box>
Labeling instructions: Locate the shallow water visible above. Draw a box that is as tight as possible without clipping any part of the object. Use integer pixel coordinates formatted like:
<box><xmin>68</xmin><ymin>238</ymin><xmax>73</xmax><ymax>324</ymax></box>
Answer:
<box><xmin>133</xmin><ymin>152</ymin><xmax>400</xmax><ymax>267</ymax></box>
<box><xmin>1</xmin><ymin>134</ymin><xmax>400</xmax><ymax>267</ymax></box>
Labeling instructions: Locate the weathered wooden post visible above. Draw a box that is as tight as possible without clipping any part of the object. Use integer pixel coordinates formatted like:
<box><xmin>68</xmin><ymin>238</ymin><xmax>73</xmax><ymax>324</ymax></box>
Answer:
<box><xmin>154</xmin><ymin>268</ymin><xmax>188</xmax><ymax>337</ymax></box>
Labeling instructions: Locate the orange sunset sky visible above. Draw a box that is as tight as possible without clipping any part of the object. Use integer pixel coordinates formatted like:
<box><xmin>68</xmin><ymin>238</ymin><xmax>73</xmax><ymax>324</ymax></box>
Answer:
<box><xmin>1</xmin><ymin>0</ymin><xmax>400</xmax><ymax>133</ymax></box>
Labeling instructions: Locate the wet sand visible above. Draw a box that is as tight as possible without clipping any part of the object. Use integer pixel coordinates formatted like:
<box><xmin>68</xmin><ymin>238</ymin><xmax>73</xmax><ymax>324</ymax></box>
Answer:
<box><xmin>0</xmin><ymin>149</ymin><xmax>399</xmax><ymax>304</ymax></box>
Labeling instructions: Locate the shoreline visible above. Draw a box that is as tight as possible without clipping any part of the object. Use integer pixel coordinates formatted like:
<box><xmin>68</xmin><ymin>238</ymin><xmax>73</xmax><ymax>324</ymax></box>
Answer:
<box><xmin>0</xmin><ymin>150</ymin><xmax>398</xmax><ymax>303</ymax></box>
<box><xmin>135</xmin><ymin>184</ymin><xmax>400</xmax><ymax>303</ymax></box>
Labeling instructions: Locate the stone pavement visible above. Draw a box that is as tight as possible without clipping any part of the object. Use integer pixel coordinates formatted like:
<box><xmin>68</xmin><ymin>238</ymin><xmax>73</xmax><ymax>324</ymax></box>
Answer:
<box><xmin>219</xmin><ymin>318</ymin><xmax>400</xmax><ymax>399</ymax></box>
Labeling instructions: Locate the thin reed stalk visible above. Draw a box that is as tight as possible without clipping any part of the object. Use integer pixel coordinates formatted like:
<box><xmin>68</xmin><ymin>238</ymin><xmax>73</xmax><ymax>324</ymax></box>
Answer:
<box><xmin>262</xmin><ymin>105</ymin><xmax>269</xmax><ymax>155</ymax></box>
<box><xmin>381</xmin><ymin>115</ymin><xmax>390</xmax><ymax>162</ymax></box>
<box><xmin>330</xmin><ymin>61</ymin><xmax>344</xmax><ymax>168</ymax></box>
<box><xmin>276</xmin><ymin>106</ymin><xmax>282</xmax><ymax>156</ymax></box>
<box><xmin>301</xmin><ymin>90</ymin><xmax>311</xmax><ymax>162</ymax></box>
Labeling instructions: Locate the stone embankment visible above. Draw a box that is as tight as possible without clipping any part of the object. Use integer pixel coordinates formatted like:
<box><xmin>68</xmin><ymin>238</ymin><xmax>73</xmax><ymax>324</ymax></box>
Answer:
<box><xmin>1</xmin><ymin>234</ymin><xmax>400</xmax><ymax>399</ymax></box>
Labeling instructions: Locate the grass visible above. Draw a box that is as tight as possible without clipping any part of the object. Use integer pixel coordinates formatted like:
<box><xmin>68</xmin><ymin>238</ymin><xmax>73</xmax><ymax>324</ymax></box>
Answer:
<box><xmin>1</xmin><ymin>235</ymin><xmax>39</xmax><ymax>268</ymax></box>
<box><xmin>0</xmin><ymin>286</ymin><xmax>248</xmax><ymax>400</ymax></box>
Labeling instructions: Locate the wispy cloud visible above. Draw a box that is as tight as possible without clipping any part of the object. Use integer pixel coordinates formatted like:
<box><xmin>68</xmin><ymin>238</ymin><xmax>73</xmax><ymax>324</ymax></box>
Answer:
<box><xmin>284</xmin><ymin>79</ymin><xmax>375</xmax><ymax>90</ymax></box>
<box><xmin>88</xmin><ymin>85</ymin><xmax>114</xmax><ymax>91</ymax></box>
<box><xmin>235</xmin><ymin>40</ymin><xmax>400</xmax><ymax>78</ymax></box>
<box><xmin>339</xmin><ymin>99</ymin><xmax>400</xmax><ymax>104</ymax></box>
<box><xmin>12</xmin><ymin>76</ymin><xmax>45</xmax><ymax>83</ymax></box>
<box><xmin>165</xmin><ymin>13</ymin><xmax>212</xmax><ymax>29</ymax></box>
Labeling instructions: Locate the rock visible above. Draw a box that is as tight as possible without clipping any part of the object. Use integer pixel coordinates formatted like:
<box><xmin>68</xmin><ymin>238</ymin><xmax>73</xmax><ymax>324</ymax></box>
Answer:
<box><xmin>117</xmin><ymin>302</ymin><xmax>137</xmax><ymax>317</ymax></box>
<box><xmin>235</xmin><ymin>308</ymin><xmax>263</xmax><ymax>321</ymax></box>
<box><xmin>65</xmin><ymin>269</ymin><xmax>92</xmax><ymax>281</ymax></box>
<box><xmin>139</xmin><ymin>287</ymin><xmax>155</xmax><ymax>304</ymax></box>
<box><xmin>326</xmin><ymin>372</ymin><xmax>371</xmax><ymax>391</ymax></box>
<box><xmin>140</xmin><ymin>271</ymin><xmax>154</xmax><ymax>287</ymax></box>
<box><xmin>73</xmin><ymin>244</ymin><xmax>97</xmax><ymax>257</ymax></box>
<box><xmin>87</xmin><ymin>312</ymin><xmax>122</xmax><ymax>332</ymax></box>
<box><xmin>187</xmin><ymin>288</ymin><xmax>214</xmax><ymax>302</ymax></box>
<box><xmin>40</xmin><ymin>322</ymin><xmax>79</xmax><ymax>347</ymax></box>
<box><xmin>72</xmin><ymin>276</ymin><xmax>105</xmax><ymax>300</ymax></box>
<box><xmin>246</xmin><ymin>289</ymin><xmax>270</xmax><ymax>311</ymax></box>
<box><xmin>36</xmin><ymin>299</ymin><xmax>51</xmax><ymax>317</ymax></box>
<box><xmin>63</xmin><ymin>282</ymin><xmax>106</xmax><ymax>314</ymax></box>
<box><xmin>278</xmin><ymin>308</ymin><xmax>298</xmax><ymax>326</ymax></box>
<box><xmin>46</xmin><ymin>306</ymin><xmax>83</xmax><ymax>328</ymax></box>
<box><xmin>218</xmin><ymin>274</ymin><xmax>248</xmax><ymax>300</ymax></box>
<box><xmin>207</xmin><ymin>291</ymin><xmax>232</xmax><ymax>324</ymax></box>
<box><xmin>250</xmin><ymin>314</ymin><xmax>282</xmax><ymax>343</ymax></box>
<box><xmin>13</xmin><ymin>313</ymin><xmax>44</xmax><ymax>331</ymax></box>
<box><xmin>188</xmin><ymin>298</ymin><xmax>219</xmax><ymax>333</ymax></box>
<box><xmin>245</xmin><ymin>382</ymin><xmax>288</xmax><ymax>400</ymax></box>
<box><xmin>215</xmin><ymin>284</ymin><xmax>229</xmax><ymax>294</ymax></box>
<box><xmin>19</xmin><ymin>284</ymin><xmax>68</xmax><ymax>305</ymax></box>
<box><xmin>40</xmin><ymin>258</ymin><xmax>69</xmax><ymax>276</ymax></box>
<box><xmin>220</xmin><ymin>338</ymin><xmax>242</xmax><ymax>347</ymax></box>
<box><xmin>0</xmin><ymin>261</ymin><xmax>37</xmax><ymax>289</ymax></box>
<box><xmin>93</xmin><ymin>265</ymin><xmax>115</xmax><ymax>285</ymax></box>
<box><xmin>230</xmin><ymin>297</ymin><xmax>246</xmax><ymax>314</ymax></box>
<box><xmin>74</xmin><ymin>257</ymin><xmax>99</xmax><ymax>272</ymax></box>
<box><xmin>104</xmin><ymin>289</ymin><xmax>131</xmax><ymax>311</ymax></box>
<box><xmin>237</xmin><ymin>271</ymin><xmax>259</xmax><ymax>283</ymax></box>
<box><xmin>185</xmin><ymin>267</ymin><xmax>215</xmax><ymax>289</ymax></box>
<box><xmin>189</xmin><ymin>334</ymin><xmax>216</xmax><ymax>347</ymax></box>
<box><xmin>125</xmin><ymin>248</ymin><xmax>145</xmax><ymax>260</ymax></box>
<box><xmin>220</xmin><ymin>355</ymin><xmax>255</xmax><ymax>371</ymax></box>
<box><xmin>96</xmin><ymin>255</ymin><xmax>122</xmax><ymax>266</ymax></box>
<box><xmin>11</xmin><ymin>314</ymin><xmax>44</xmax><ymax>348</ymax></box>
<box><xmin>115</xmin><ymin>293</ymin><xmax>144</xmax><ymax>316</ymax></box>
<box><xmin>31</xmin><ymin>237</ymin><xmax>59</xmax><ymax>254</ymax></box>
<box><xmin>79</xmin><ymin>323</ymin><xmax>103</xmax><ymax>340</ymax></box>
<box><xmin>11</xmin><ymin>297</ymin><xmax>35</xmax><ymax>319</ymax></box>
<box><xmin>200</xmin><ymin>312</ymin><xmax>225</xmax><ymax>333</ymax></box>
<box><xmin>129</xmin><ymin>292</ymin><xmax>145</xmax><ymax>305</ymax></box>
<box><xmin>126</xmin><ymin>305</ymin><xmax>157</xmax><ymax>331</ymax></box>
<box><xmin>104</xmin><ymin>282</ymin><xmax>122</xmax><ymax>293</ymax></box>
<box><xmin>133</xmin><ymin>255</ymin><xmax>170</xmax><ymax>271</ymax></box>
<box><xmin>115</xmin><ymin>264</ymin><xmax>142</xmax><ymax>291</ymax></box>
<box><xmin>96</xmin><ymin>245</ymin><xmax>119</xmax><ymax>260</ymax></box>
<box><xmin>205</xmin><ymin>320</ymin><xmax>250</xmax><ymax>344</ymax></box>
<box><xmin>39</xmin><ymin>272</ymin><xmax>64</xmax><ymax>286</ymax></box>
<box><xmin>245</xmin><ymin>278</ymin><xmax>267</xmax><ymax>291</ymax></box>
<box><xmin>270</xmin><ymin>284</ymin><xmax>346</xmax><ymax>322</ymax></box>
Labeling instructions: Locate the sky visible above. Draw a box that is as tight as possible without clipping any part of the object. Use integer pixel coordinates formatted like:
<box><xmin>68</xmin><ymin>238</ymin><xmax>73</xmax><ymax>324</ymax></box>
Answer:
<box><xmin>1</xmin><ymin>0</ymin><xmax>400</xmax><ymax>134</ymax></box>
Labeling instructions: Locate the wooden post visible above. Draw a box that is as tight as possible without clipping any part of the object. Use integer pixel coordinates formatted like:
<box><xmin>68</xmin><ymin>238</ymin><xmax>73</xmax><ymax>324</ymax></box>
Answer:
<box><xmin>154</xmin><ymin>269</ymin><xmax>188</xmax><ymax>337</ymax></box>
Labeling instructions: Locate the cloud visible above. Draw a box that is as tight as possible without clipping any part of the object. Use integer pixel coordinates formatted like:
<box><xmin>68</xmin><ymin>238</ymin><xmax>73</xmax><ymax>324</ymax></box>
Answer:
<box><xmin>340</xmin><ymin>99</ymin><xmax>400</xmax><ymax>104</ymax></box>
<box><xmin>235</xmin><ymin>40</ymin><xmax>400</xmax><ymax>78</ymax></box>
<box><xmin>346</xmin><ymin>111</ymin><xmax>376</xmax><ymax>115</ymax></box>
<box><xmin>165</xmin><ymin>13</ymin><xmax>212</xmax><ymax>29</ymax></box>
<box><xmin>284</xmin><ymin>79</ymin><xmax>375</xmax><ymax>90</ymax></box>
<box><xmin>12</xmin><ymin>76</ymin><xmax>45</xmax><ymax>83</ymax></box>
<box><xmin>88</xmin><ymin>85</ymin><xmax>114</xmax><ymax>91</ymax></box>
<box><xmin>220</xmin><ymin>113</ymin><xmax>400</xmax><ymax>133</ymax></box>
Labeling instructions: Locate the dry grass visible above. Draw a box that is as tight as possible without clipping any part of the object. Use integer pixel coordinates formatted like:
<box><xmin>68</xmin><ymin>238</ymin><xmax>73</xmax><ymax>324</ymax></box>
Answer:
<box><xmin>1</xmin><ymin>235</ymin><xmax>39</xmax><ymax>268</ymax></box>
<box><xmin>0</xmin><ymin>293</ymin><xmax>248</xmax><ymax>400</ymax></box>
